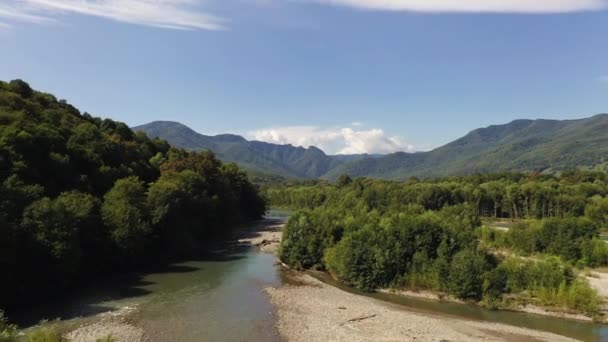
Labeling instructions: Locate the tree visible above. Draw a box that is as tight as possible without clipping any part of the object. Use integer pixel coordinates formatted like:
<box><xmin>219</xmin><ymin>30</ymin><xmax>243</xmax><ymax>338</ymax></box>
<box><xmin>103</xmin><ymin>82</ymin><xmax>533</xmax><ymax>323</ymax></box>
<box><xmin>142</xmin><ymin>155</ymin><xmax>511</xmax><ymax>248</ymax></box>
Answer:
<box><xmin>585</xmin><ymin>197</ymin><xmax>608</xmax><ymax>228</ymax></box>
<box><xmin>337</xmin><ymin>174</ymin><xmax>352</xmax><ymax>187</ymax></box>
<box><xmin>101</xmin><ymin>176</ymin><xmax>151</xmax><ymax>262</ymax></box>
<box><xmin>447</xmin><ymin>249</ymin><xmax>486</xmax><ymax>300</ymax></box>
<box><xmin>20</xmin><ymin>192</ymin><xmax>97</xmax><ymax>289</ymax></box>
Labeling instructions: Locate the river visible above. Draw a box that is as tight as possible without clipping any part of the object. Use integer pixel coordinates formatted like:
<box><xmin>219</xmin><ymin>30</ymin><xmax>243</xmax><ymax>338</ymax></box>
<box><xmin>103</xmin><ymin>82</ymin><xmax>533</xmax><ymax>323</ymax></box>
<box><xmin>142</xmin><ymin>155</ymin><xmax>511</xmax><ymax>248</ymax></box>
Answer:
<box><xmin>13</xmin><ymin>210</ymin><xmax>608</xmax><ymax>341</ymax></box>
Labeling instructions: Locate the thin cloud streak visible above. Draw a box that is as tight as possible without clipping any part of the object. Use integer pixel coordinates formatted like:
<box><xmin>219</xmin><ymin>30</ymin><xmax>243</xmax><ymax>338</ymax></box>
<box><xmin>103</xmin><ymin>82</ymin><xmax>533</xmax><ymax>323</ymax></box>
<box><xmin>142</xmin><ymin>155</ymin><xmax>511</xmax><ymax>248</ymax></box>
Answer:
<box><xmin>0</xmin><ymin>0</ymin><xmax>224</xmax><ymax>30</ymax></box>
<box><xmin>302</xmin><ymin>0</ymin><xmax>608</xmax><ymax>13</ymax></box>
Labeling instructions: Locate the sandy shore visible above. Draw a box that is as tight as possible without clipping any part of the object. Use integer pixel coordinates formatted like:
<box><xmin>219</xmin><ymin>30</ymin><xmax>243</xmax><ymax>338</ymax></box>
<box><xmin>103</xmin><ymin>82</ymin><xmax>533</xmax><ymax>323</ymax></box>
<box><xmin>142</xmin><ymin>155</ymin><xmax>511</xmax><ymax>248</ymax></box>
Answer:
<box><xmin>237</xmin><ymin>219</ymin><xmax>284</xmax><ymax>253</ymax></box>
<box><xmin>64</xmin><ymin>306</ymin><xmax>145</xmax><ymax>342</ymax></box>
<box><xmin>265</xmin><ymin>274</ymin><xmax>577</xmax><ymax>342</ymax></box>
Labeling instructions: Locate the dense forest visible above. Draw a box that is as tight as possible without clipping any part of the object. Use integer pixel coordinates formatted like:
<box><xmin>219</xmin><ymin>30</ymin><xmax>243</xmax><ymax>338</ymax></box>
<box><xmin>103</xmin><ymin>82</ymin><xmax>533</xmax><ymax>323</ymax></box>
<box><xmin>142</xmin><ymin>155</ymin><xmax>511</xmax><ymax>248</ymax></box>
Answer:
<box><xmin>268</xmin><ymin>172</ymin><xmax>608</xmax><ymax>318</ymax></box>
<box><xmin>0</xmin><ymin>80</ymin><xmax>266</xmax><ymax>315</ymax></box>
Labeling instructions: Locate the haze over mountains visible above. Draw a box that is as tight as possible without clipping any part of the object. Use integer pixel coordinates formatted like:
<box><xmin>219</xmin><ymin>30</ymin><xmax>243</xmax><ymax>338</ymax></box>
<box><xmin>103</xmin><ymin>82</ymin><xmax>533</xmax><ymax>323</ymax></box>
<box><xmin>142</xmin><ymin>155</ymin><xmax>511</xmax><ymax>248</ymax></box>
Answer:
<box><xmin>134</xmin><ymin>114</ymin><xmax>608</xmax><ymax>180</ymax></box>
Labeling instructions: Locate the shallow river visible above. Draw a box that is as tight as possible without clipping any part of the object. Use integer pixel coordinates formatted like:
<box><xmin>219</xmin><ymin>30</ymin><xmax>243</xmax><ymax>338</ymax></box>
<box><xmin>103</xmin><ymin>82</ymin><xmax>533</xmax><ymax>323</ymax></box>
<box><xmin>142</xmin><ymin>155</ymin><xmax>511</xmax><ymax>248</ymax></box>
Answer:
<box><xmin>14</xmin><ymin>210</ymin><xmax>608</xmax><ymax>341</ymax></box>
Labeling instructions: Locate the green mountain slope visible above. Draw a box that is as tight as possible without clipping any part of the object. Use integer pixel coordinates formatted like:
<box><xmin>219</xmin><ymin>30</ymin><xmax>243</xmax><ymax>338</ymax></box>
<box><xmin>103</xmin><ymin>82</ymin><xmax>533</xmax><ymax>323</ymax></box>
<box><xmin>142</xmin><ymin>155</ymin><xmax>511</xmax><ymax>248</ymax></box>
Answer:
<box><xmin>136</xmin><ymin>114</ymin><xmax>608</xmax><ymax>180</ymax></box>
<box><xmin>133</xmin><ymin>121</ymin><xmax>352</xmax><ymax>178</ymax></box>
<box><xmin>326</xmin><ymin>114</ymin><xmax>608</xmax><ymax>179</ymax></box>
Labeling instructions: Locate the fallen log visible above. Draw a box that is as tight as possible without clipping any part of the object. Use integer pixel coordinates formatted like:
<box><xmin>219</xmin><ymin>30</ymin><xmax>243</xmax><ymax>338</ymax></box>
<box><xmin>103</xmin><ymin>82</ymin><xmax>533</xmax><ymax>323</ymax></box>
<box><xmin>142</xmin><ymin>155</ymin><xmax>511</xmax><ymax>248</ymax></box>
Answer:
<box><xmin>339</xmin><ymin>314</ymin><xmax>376</xmax><ymax>326</ymax></box>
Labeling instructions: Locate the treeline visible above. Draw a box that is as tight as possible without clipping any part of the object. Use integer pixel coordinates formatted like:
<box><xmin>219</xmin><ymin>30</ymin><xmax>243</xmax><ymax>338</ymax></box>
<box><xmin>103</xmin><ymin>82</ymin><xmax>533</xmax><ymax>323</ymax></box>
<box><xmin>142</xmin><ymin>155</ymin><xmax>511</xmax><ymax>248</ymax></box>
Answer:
<box><xmin>479</xmin><ymin>217</ymin><xmax>608</xmax><ymax>267</ymax></box>
<box><xmin>267</xmin><ymin>172</ymin><xmax>608</xmax><ymax>221</ymax></box>
<box><xmin>0</xmin><ymin>80</ymin><xmax>266</xmax><ymax>311</ymax></box>
<box><xmin>273</xmin><ymin>174</ymin><xmax>607</xmax><ymax>317</ymax></box>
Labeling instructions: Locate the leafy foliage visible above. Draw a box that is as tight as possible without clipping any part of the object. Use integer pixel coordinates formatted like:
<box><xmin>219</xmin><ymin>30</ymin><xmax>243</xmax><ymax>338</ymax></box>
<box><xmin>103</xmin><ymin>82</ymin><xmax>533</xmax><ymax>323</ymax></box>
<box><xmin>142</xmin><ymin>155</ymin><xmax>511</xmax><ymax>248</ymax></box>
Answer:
<box><xmin>327</xmin><ymin>114</ymin><xmax>608</xmax><ymax>179</ymax></box>
<box><xmin>136</xmin><ymin>114</ymin><xmax>608</xmax><ymax>181</ymax></box>
<box><xmin>0</xmin><ymin>80</ymin><xmax>266</xmax><ymax>313</ymax></box>
<box><xmin>133</xmin><ymin>121</ymin><xmax>354</xmax><ymax>178</ymax></box>
<box><xmin>274</xmin><ymin>175</ymin><xmax>604</xmax><ymax>315</ymax></box>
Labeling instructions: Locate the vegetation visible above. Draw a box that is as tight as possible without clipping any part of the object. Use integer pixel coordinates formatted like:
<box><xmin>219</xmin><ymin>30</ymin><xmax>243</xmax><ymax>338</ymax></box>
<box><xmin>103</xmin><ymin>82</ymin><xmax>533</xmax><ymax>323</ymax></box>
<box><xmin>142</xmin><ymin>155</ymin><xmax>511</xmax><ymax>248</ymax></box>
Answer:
<box><xmin>135</xmin><ymin>114</ymin><xmax>608</xmax><ymax>181</ymax></box>
<box><xmin>95</xmin><ymin>335</ymin><xmax>116</xmax><ymax>342</ymax></box>
<box><xmin>133</xmin><ymin>121</ymin><xmax>354</xmax><ymax>178</ymax></box>
<box><xmin>0</xmin><ymin>311</ymin><xmax>17</xmax><ymax>342</ymax></box>
<box><xmin>326</xmin><ymin>114</ymin><xmax>608</xmax><ymax>179</ymax></box>
<box><xmin>267</xmin><ymin>171</ymin><xmax>608</xmax><ymax>221</ymax></box>
<box><xmin>0</xmin><ymin>80</ymin><xmax>266</xmax><ymax>318</ymax></box>
<box><xmin>26</xmin><ymin>326</ymin><xmax>62</xmax><ymax>342</ymax></box>
<box><xmin>271</xmin><ymin>173</ymin><xmax>607</xmax><ymax>317</ymax></box>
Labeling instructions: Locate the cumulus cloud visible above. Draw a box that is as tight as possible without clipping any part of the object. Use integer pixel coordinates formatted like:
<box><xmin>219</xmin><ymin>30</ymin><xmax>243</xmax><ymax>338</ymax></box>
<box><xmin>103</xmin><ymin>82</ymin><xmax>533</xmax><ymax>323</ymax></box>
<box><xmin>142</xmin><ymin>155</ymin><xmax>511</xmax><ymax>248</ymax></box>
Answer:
<box><xmin>248</xmin><ymin>125</ymin><xmax>415</xmax><ymax>154</ymax></box>
<box><xmin>301</xmin><ymin>0</ymin><xmax>608</xmax><ymax>13</ymax></box>
<box><xmin>0</xmin><ymin>0</ymin><xmax>224</xmax><ymax>30</ymax></box>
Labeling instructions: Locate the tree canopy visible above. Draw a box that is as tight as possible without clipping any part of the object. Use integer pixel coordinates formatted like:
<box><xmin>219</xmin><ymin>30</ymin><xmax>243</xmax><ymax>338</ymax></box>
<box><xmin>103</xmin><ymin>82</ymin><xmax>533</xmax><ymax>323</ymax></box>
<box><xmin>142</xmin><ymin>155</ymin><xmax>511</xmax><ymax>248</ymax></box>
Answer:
<box><xmin>0</xmin><ymin>79</ymin><xmax>266</xmax><ymax>311</ymax></box>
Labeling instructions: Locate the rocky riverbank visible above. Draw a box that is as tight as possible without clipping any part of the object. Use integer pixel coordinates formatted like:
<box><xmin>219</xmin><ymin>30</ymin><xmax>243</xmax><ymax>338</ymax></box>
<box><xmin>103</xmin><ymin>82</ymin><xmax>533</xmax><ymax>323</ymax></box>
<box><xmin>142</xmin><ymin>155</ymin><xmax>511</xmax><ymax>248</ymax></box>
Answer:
<box><xmin>265</xmin><ymin>273</ymin><xmax>577</xmax><ymax>342</ymax></box>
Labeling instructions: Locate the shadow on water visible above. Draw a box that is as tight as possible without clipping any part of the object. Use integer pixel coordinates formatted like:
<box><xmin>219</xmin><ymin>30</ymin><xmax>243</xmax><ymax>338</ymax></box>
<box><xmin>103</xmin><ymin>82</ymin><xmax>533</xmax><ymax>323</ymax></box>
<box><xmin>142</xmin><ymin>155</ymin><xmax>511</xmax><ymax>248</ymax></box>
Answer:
<box><xmin>11</xmin><ymin>240</ymin><xmax>250</xmax><ymax>328</ymax></box>
<box><xmin>14</xmin><ymin>216</ymin><xmax>285</xmax><ymax>340</ymax></box>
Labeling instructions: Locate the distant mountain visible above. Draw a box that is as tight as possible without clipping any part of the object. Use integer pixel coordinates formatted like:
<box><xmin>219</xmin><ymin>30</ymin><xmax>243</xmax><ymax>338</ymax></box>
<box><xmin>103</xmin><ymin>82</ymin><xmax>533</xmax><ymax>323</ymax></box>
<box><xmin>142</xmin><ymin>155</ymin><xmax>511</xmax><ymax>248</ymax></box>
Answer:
<box><xmin>325</xmin><ymin>114</ymin><xmax>608</xmax><ymax>179</ymax></box>
<box><xmin>135</xmin><ymin>114</ymin><xmax>608</xmax><ymax>180</ymax></box>
<box><xmin>133</xmin><ymin>121</ymin><xmax>350</xmax><ymax>178</ymax></box>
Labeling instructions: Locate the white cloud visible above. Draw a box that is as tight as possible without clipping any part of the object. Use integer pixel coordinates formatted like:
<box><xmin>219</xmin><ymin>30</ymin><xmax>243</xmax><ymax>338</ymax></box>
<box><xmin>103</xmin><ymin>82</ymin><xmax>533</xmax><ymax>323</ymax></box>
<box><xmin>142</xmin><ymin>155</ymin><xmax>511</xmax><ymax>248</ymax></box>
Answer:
<box><xmin>599</xmin><ymin>75</ymin><xmax>608</xmax><ymax>83</ymax></box>
<box><xmin>302</xmin><ymin>0</ymin><xmax>608</xmax><ymax>13</ymax></box>
<box><xmin>248</xmin><ymin>125</ymin><xmax>416</xmax><ymax>154</ymax></box>
<box><xmin>0</xmin><ymin>0</ymin><xmax>224</xmax><ymax>30</ymax></box>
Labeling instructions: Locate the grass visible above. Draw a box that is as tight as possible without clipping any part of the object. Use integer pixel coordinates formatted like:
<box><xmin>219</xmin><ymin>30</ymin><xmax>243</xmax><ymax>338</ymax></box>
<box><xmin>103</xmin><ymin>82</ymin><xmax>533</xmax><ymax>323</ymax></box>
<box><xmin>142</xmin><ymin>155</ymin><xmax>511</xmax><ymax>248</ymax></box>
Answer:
<box><xmin>96</xmin><ymin>335</ymin><xmax>116</xmax><ymax>342</ymax></box>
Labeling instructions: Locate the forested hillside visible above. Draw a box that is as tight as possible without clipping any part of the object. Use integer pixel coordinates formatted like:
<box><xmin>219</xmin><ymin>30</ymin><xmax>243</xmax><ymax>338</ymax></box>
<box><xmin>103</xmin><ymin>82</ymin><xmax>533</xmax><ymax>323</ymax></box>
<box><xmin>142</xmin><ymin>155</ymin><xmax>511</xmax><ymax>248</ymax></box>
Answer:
<box><xmin>133</xmin><ymin>121</ymin><xmax>372</xmax><ymax>178</ymax></box>
<box><xmin>0</xmin><ymin>80</ymin><xmax>266</xmax><ymax>311</ymax></box>
<box><xmin>136</xmin><ymin>115</ymin><xmax>608</xmax><ymax>180</ymax></box>
<box><xmin>268</xmin><ymin>171</ymin><xmax>608</xmax><ymax>318</ymax></box>
<box><xmin>327</xmin><ymin>115</ymin><xmax>608</xmax><ymax>179</ymax></box>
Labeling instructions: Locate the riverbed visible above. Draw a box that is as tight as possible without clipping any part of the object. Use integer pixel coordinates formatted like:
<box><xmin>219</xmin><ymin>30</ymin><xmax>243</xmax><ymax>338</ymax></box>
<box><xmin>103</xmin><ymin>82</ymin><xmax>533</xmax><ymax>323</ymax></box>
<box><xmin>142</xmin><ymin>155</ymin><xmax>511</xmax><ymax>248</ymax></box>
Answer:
<box><xmin>15</xmin><ymin>215</ymin><xmax>289</xmax><ymax>341</ymax></box>
<box><xmin>14</xmin><ymin>210</ymin><xmax>608</xmax><ymax>341</ymax></box>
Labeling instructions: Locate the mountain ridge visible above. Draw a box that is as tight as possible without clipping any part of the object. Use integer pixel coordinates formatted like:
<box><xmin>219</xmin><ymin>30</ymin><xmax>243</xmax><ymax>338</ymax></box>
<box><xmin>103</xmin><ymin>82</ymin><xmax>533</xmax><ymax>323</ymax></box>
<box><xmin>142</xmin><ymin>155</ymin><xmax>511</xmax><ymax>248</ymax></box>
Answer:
<box><xmin>134</xmin><ymin>114</ymin><xmax>608</xmax><ymax>180</ymax></box>
<box><xmin>133</xmin><ymin>121</ymin><xmax>356</xmax><ymax>178</ymax></box>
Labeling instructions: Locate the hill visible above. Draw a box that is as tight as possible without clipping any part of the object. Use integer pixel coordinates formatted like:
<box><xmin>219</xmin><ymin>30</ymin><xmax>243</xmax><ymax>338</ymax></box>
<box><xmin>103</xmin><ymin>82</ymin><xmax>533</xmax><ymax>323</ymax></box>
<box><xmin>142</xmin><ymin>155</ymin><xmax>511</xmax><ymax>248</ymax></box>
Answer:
<box><xmin>0</xmin><ymin>80</ymin><xmax>265</xmax><ymax>310</ymax></box>
<box><xmin>133</xmin><ymin>121</ymin><xmax>364</xmax><ymax>178</ymax></box>
<box><xmin>327</xmin><ymin>114</ymin><xmax>608</xmax><ymax>179</ymax></box>
<box><xmin>136</xmin><ymin>115</ymin><xmax>608</xmax><ymax>180</ymax></box>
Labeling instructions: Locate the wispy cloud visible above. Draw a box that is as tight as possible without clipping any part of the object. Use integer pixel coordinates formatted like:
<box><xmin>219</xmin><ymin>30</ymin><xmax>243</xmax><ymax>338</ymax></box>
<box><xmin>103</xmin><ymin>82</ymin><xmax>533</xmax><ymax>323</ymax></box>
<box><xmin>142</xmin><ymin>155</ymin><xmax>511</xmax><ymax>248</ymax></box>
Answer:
<box><xmin>599</xmin><ymin>75</ymin><xmax>608</xmax><ymax>83</ymax></box>
<box><xmin>0</xmin><ymin>0</ymin><xmax>224</xmax><ymax>30</ymax></box>
<box><xmin>301</xmin><ymin>0</ymin><xmax>608</xmax><ymax>13</ymax></box>
<box><xmin>248</xmin><ymin>124</ymin><xmax>417</xmax><ymax>154</ymax></box>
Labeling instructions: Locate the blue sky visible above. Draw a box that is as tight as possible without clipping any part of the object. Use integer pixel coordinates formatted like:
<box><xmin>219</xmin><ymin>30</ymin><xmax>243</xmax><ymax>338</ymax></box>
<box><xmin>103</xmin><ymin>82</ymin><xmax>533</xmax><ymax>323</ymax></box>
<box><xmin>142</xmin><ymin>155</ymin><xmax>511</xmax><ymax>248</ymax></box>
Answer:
<box><xmin>0</xmin><ymin>1</ymin><xmax>607</xmax><ymax>154</ymax></box>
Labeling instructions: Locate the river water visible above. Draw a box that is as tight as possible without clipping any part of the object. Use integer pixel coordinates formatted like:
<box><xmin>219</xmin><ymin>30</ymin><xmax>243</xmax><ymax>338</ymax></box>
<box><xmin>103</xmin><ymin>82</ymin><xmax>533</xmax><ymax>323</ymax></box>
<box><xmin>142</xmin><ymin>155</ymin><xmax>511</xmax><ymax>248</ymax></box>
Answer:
<box><xmin>14</xmin><ymin>210</ymin><xmax>608</xmax><ymax>341</ymax></box>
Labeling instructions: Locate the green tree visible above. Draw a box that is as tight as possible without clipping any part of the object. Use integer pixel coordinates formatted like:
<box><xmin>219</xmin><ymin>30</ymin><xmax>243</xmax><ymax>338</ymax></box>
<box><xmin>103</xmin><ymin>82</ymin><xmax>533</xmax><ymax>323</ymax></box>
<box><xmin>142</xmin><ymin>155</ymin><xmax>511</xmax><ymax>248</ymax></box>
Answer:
<box><xmin>585</xmin><ymin>197</ymin><xmax>608</xmax><ymax>228</ymax></box>
<box><xmin>101</xmin><ymin>176</ymin><xmax>151</xmax><ymax>262</ymax></box>
<box><xmin>448</xmin><ymin>249</ymin><xmax>486</xmax><ymax>300</ymax></box>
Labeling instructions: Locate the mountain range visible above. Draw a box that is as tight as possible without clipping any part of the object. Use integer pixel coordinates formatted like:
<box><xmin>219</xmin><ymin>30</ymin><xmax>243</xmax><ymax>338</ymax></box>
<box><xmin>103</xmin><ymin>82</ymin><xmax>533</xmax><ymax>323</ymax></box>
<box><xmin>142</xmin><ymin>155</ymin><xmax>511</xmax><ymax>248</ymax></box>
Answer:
<box><xmin>133</xmin><ymin>114</ymin><xmax>608</xmax><ymax>180</ymax></box>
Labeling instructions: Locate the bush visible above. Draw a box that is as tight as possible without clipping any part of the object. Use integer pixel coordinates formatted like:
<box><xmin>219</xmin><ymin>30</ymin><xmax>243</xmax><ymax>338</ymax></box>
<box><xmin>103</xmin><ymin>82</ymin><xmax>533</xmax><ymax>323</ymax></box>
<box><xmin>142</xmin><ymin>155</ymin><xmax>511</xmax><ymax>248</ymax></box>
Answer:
<box><xmin>324</xmin><ymin>231</ymin><xmax>381</xmax><ymax>292</ymax></box>
<box><xmin>96</xmin><ymin>335</ymin><xmax>116</xmax><ymax>342</ymax></box>
<box><xmin>279</xmin><ymin>211</ymin><xmax>325</xmax><ymax>269</ymax></box>
<box><xmin>581</xmin><ymin>238</ymin><xmax>608</xmax><ymax>267</ymax></box>
<box><xmin>0</xmin><ymin>311</ymin><xmax>17</xmax><ymax>342</ymax></box>
<box><xmin>448</xmin><ymin>249</ymin><xmax>487</xmax><ymax>300</ymax></box>
<box><xmin>507</xmin><ymin>222</ymin><xmax>541</xmax><ymax>255</ymax></box>
<box><xmin>27</xmin><ymin>326</ymin><xmax>62</xmax><ymax>342</ymax></box>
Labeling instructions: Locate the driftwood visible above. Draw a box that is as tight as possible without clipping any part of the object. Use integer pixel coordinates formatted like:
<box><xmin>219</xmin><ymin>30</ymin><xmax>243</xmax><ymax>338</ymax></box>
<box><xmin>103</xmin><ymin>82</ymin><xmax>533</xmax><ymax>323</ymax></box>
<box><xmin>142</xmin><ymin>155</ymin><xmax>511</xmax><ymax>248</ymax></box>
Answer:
<box><xmin>339</xmin><ymin>314</ymin><xmax>376</xmax><ymax>326</ymax></box>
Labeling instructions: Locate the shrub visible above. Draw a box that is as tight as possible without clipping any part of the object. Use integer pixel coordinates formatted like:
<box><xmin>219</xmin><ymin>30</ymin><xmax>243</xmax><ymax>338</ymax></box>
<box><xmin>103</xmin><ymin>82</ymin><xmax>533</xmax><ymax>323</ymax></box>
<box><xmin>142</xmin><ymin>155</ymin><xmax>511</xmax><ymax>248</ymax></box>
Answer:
<box><xmin>448</xmin><ymin>249</ymin><xmax>487</xmax><ymax>300</ymax></box>
<box><xmin>0</xmin><ymin>311</ymin><xmax>17</xmax><ymax>342</ymax></box>
<box><xmin>27</xmin><ymin>326</ymin><xmax>62</xmax><ymax>342</ymax></box>
<box><xmin>581</xmin><ymin>238</ymin><xmax>608</xmax><ymax>267</ymax></box>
